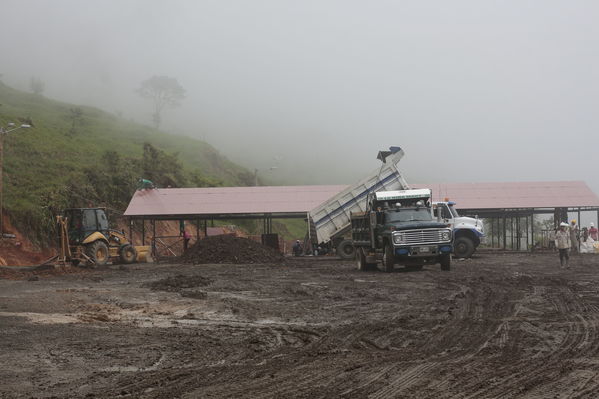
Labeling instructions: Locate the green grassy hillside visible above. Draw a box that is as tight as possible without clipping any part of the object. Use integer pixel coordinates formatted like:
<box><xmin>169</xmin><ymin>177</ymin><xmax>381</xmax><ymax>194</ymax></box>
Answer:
<box><xmin>0</xmin><ymin>82</ymin><xmax>254</xmax><ymax>244</ymax></box>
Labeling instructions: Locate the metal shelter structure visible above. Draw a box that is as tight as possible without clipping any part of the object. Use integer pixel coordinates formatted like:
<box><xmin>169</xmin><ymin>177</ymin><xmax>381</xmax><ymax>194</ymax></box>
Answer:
<box><xmin>123</xmin><ymin>185</ymin><xmax>347</xmax><ymax>257</ymax></box>
<box><xmin>124</xmin><ymin>180</ymin><xmax>599</xmax><ymax>256</ymax></box>
<box><xmin>416</xmin><ymin>181</ymin><xmax>599</xmax><ymax>251</ymax></box>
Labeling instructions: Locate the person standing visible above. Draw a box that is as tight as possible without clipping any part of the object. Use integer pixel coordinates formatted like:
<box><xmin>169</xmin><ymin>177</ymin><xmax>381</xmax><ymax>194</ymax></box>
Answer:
<box><xmin>292</xmin><ymin>240</ymin><xmax>303</xmax><ymax>256</ymax></box>
<box><xmin>183</xmin><ymin>230</ymin><xmax>191</xmax><ymax>251</ymax></box>
<box><xmin>589</xmin><ymin>222</ymin><xmax>598</xmax><ymax>241</ymax></box>
<box><xmin>570</xmin><ymin>220</ymin><xmax>580</xmax><ymax>253</ymax></box>
<box><xmin>555</xmin><ymin>222</ymin><xmax>571</xmax><ymax>268</ymax></box>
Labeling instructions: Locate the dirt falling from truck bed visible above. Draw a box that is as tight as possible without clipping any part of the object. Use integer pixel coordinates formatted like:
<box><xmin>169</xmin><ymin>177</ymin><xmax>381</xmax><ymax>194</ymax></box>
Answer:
<box><xmin>181</xmin><ymin>234</ymin><xmax>285</xmax><ymax>264</ymax></box>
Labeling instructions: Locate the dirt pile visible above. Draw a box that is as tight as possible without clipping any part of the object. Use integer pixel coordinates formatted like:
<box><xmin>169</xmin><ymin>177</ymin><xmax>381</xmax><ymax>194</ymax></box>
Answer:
<box><xmin>181</xmin><ymin>234</ymin><xmax>285</xmax><ymax>264</ymax></box>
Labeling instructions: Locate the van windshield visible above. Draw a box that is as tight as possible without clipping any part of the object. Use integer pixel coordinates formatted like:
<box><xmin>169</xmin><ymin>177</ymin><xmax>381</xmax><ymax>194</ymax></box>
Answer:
<box><xmin>384</xmin><ymin>208</ymin><xmax>433</xmax><ymax>223</ymax></box>
<box><xmin>449</xmin><ymin>205</ymin><xmax>460</xmax><ymax>217</ymax></box>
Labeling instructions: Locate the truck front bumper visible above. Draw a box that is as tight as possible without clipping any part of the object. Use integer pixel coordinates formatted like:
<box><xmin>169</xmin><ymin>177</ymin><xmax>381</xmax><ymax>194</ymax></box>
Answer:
<box><xmin>394</xmin><ymin>244</ymin><xmax>452</xmax><ymax>257</ymax></box>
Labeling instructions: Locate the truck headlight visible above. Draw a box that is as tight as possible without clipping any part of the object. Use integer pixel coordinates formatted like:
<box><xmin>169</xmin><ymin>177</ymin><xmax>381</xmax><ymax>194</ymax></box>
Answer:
<box><xmin>393</xmin><ymin>233</ymin><xmax>405</xmax><ymax>244</ymax></box>
<box><xmin>441</xmin><ymin>231</ymin><xmax>451</xmax><ymax>241</ymax></box>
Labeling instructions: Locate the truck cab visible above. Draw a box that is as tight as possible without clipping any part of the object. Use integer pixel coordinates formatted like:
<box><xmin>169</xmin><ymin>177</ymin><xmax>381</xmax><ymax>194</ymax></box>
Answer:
<box><xmin>432</xmin><ymin>201</ymin><xmax>484</xmax><ymax>258</ymax></box>
<box><xmin>352</xmin><ymin>189</ymin><xmax>452</xmax><ymax>272</ymax></box>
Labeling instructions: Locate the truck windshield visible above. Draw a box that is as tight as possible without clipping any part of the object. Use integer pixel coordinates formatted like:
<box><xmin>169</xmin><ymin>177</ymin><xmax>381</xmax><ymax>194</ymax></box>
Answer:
<box><xmin>384</xmin><ymin>208</ymin><xmax>433</xmax><ymax>223</ymax></box>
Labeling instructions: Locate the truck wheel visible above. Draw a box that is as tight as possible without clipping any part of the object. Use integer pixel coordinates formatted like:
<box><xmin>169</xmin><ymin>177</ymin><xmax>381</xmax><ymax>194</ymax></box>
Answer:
<box><xmin>454</xmin><ymin>237</ymin><xmax>475</xmax><ymax>258</ymax></box>
<box><xmin>440</xmin><ymin>254</ymin><xmax>451</xmax><ymax>271</ymax></box>
<box><xmin>382</xmin><ymin>244</ymin><xmax>394</xmax><ymax>273</ymax></box>
<box><xmin>119</xmin><ymin>244</ymin><xmax>137</xmax><ymax>264</ymax></box>
<box><xmin>356</xmin><ymin>248</ymin><xmax>367</xmax><ymax>271</ymax></box>
<box><xmin>85</xmin><ymin>241</ymin><xmax>109</xmax><ymax>266</ymax></box>
<box><xmin>337</xmin><ymin>240</ymin><xmax>355</xmax><ymax>260</ymax></box>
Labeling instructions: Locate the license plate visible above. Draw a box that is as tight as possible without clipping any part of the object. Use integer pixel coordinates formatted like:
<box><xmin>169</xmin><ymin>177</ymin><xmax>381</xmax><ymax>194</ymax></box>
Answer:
<box><xmin>419</xmin><ymin>246</ymin><xmax>430</xmax><ymax>253</ymax></box>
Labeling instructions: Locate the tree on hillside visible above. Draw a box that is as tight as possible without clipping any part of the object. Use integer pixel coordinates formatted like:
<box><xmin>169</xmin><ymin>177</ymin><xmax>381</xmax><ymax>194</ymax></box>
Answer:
<box><xmin>29</xmin><ymin>77</ymin><xmax>45</xmax><ymax>95</ymax></box>
<box><xmin>136</xmin><ymin>76</ymin><xmax>185</xmax><ymax>128</ymax></box>
<box><xmin>139</xmin><ymin>143</ymin><xmax>187</xmax><ymax>188</ymax></box>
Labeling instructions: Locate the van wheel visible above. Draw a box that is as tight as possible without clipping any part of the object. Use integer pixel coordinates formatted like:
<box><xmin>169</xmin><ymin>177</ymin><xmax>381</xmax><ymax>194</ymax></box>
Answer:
<box><xmin>454</xmin><ymin>237</ymin><xmax>475</xmax><ymax>258</ymax></box>
<box><xmin>337</xmin><ymin>240</ymin><xmax>355</xmax><ymax>260</ymax></box>
<box><xmin>382</xmin><ymin>243</ymin><xmax>394</xmax><ymax>273</ymax></box>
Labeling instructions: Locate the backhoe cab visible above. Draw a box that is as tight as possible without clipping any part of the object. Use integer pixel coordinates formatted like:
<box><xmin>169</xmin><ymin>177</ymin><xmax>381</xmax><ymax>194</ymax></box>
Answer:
<box><xmin>58</xmin><ymin>208</ymin><xmax>137</xmax><ymax>266</ymax></box>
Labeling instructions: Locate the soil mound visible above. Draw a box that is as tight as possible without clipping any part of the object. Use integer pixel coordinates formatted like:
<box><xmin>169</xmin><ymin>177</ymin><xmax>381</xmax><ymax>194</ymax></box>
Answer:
<box><xmin>181</xmin><ymin>235</ymin><xmax>285</xmax><ymax>264</ymax></box>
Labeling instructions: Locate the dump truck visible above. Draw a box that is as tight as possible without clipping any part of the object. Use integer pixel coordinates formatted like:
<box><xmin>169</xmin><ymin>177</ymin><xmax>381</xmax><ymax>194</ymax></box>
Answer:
<box><xmin>308</xmin><ymin>146</ymin><xmax>409</xmax><ymax>258</ymax></box>
<box><xmin>351</xmin><ymin>188</ymin><xmax>452</xmax><ymax>272</ymax></box>
<box><xmin>432</xmin><ymin>200</ymin><xmax>484</xmax><ymax>258</ymax></box>
<box><xmin>56</xmin><ymin>208</ymin><xmax>148</xmax><ymax>266</ymax></box>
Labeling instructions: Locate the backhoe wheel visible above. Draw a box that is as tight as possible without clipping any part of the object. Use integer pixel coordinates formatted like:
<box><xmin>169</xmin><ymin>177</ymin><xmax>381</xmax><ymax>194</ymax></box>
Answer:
<box><xmin>119</xmin><ymin>244</ymin><xmax>137</xmax><ymax>264</ymax></box>
<box><xmin>440</xmin><ymin>254</ymin><xmax>451</xmax><ymax>271</ymax></box>
<box><xmin>453</xmin><ymin>237</ymin><xmax>475</xmax><ymax>259</ymax></box>
<box><xmin>337</xmin><ymin>240</ymin><xmax>355</xmax><ymax>260</ymax></box>
<box><xmin>86</xmin><ymin>241</ymin><xmax>109</xmax><ymax>266</ymax></box>
<box><xmin>382</xmin><ymin>243</ymin><xmax>394</xmax><ymax>273</ymax></box>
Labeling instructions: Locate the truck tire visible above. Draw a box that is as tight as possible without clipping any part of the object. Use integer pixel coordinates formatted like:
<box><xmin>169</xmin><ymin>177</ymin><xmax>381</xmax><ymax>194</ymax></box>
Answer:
<box><xmin>337</xmin><ymin>240</ymin><xmax>355</xmax><ymax>260</ymax></box>
<box><xmin>454</xmin><ymin>237</ymin><xmax>475</xmax><ymax>259</ymax></box>
<box><xmin>119</xmin><ymin>244</ymin><xmax>137</xmax><ymax>264</ymax></box>
<box><xmin>440</xmin><ymin>254</ymin><xmax>451</xmax><ymax>271</ymax></box>
<box><xmin>85</xmin><ymin>241</ymin><xmax>109</xmax><ymax>266</ymax></box>
<box><xmin>382</xmin><ymin>243</ymin><xmax>394</xmax><ymax>273</ymax></box>
<box><xmin>356</xmin><ymin>248</ymin><xmax>367</xmax><ymax>271</ymax></box>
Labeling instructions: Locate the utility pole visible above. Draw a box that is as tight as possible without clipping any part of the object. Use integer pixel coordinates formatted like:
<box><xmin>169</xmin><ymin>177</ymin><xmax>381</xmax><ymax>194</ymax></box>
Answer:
<box><xmin>0</xmin><ymin>123</ymin><xmax>31</xmax><ymax>238</ymax></box>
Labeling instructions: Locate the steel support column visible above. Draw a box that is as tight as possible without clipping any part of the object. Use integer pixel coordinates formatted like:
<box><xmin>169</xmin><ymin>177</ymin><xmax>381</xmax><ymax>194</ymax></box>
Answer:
<box><xmin>531</xmin><ymin>210</ymin><xmax>535</xmax><ymax>252</ymax></box>
<box><xmin>151</xmin><ymin>219</ymin><xmax>156</xmax><ymax>260</ymax></box>
<box><xmin>503</xmin><ymin>213</ymin><xmax>507</xmax><ymax>250</ymax></box>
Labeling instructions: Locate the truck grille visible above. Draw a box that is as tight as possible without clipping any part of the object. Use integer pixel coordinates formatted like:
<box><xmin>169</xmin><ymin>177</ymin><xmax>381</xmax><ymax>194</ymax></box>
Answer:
<box><xmin>394</xmin><ymin>229</ymin><xmax>450</xmax><ymax>245</ymax></box>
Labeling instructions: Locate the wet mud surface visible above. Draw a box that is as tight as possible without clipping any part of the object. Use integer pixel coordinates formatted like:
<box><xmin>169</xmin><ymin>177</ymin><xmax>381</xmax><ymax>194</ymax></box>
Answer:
<box><xmin>2</xmin><ymin>252</ymin><xmax>599</xmax><ymax>398</ymax></box>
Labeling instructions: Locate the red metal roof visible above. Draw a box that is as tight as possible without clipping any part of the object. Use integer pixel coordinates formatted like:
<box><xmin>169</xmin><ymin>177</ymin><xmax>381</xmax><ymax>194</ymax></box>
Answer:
<box><xmin>414</xmin><ymin>181</ymin><xmax>599</xmax><ymax>209</ymax></box>
<box><xmin>124</xmin><ymin>181</ymin><xmax>599</xmax><ymax>219</ymax></box>
<box><xmin>124</xmin><ymin>185</ymin><xmax>348</xmax><ymax>217</ymax></box>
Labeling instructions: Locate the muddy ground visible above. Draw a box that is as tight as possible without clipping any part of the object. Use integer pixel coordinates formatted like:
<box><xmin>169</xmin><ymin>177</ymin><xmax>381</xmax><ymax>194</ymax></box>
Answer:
<box><xmin>1</xmin><ymin>252</ymin><xmax>599</xmax><ymax>398</ymax></box>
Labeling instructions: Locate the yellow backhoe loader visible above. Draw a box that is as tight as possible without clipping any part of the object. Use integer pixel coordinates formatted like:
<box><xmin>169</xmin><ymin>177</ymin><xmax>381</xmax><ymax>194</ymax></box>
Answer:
<box><xmin>56</xmin><ymin>208</ymin><xmax>148</xmax><ymax>266</ymax></box>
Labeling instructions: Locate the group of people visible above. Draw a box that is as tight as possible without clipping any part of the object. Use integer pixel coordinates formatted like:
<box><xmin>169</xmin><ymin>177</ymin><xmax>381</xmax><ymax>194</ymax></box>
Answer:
<box><xmin>554</xmin><ymin>219</ymin><xmax>598</xmax><ymax>268</ymax></box>
<box><xmin>291</xmin><ymin>240</ymin><xmax>327</xmax><ymax>256</ymax></box>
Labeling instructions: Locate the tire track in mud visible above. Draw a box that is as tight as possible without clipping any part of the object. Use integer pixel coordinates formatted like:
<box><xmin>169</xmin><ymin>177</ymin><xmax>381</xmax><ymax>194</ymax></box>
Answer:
<box><xmin>310</xmin><ymin>277</ymin><xmax>521</xmax><ymax>399</ymax></box>
<box><xmin>7</xmin><ymin>255</ymin><xmax>599</xmax><ymax>398</ymax></box>
<box><xmin>461</xmin><ymin>277</ymin><xmax>599</xmax><ymax>399</ymax></box>
<box><xmin>90</xmin><ymin>322</ymin><xmax>328</xmax><ymax>398</ymax></box>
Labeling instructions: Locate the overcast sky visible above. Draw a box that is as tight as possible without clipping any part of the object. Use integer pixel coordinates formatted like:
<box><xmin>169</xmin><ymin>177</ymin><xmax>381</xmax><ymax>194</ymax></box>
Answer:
<box><xmin>2</xmin><ymin>0</ymin><xmax>598</xmax><ymax>192</ymax></box>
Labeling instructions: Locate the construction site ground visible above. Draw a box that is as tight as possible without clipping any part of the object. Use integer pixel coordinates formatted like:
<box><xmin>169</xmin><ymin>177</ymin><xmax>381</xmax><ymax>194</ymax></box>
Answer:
<box><xmin>2</xmin><ymin>252</ymin><xmax>599</xmax><ymax>398</ymax></box>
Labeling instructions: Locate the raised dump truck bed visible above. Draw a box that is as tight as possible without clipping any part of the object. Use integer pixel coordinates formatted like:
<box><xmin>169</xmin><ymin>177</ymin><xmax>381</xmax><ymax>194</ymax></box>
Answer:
<box><xmin>308</xmin><ymin>146</ymin><xmax>410</xmax><ymax>258</ymax></box>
